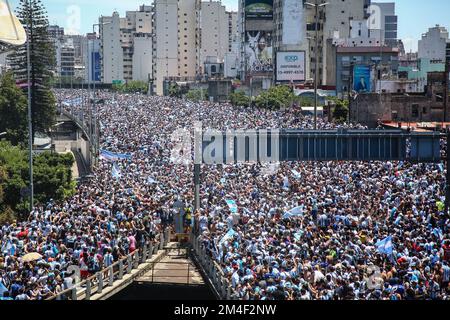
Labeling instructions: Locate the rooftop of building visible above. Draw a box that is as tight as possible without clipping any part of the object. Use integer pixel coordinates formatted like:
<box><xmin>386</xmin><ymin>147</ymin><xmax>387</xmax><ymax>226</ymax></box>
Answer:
<box><xmin>336</xmin><ymin>46</ymin><xmax>399</xmax><ymax>54</ymax></box>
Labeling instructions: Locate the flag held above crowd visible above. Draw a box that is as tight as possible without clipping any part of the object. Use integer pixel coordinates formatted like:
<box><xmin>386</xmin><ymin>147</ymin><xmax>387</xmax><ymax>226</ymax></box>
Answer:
<box><xmin>100</xmin><ymin>150</ymin><xmax>132</xmax><ymax>162</ymax></box>
<box><xmin>225</xmin><ymin>199</ymin><xmax>238</xmax><ymax>214</ymax></box>
<box><xmin>376</xmin><ymin>236</ymin><xmax>393</xmax><ymax>255</ymax></box>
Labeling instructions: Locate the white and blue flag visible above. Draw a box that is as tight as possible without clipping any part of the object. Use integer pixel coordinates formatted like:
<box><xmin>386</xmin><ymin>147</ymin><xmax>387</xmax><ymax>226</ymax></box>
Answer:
<box><xmin>218</xmin><ymin>229</ymin><xmax>236</xmax><ymax>246</ymax></box>
<box><xmin>225</xmin><ymin>199</ymin><xmax>238</xmax><ymax>214</ymax></box>
<box><xmin>111</xmin><ymin>162</ymin><xmax>122</xmax><ymax>179</ymax></box>
<box><xmin>283</xmin><ymin>205</ymin><xmax>304</xmax><ymax>219</ymax></box>
<box><xmin>100</xmin><ymin>150</ymin><xmax>132</xmax><ymax>162</ymax></box>
<box><xmin>376</xmin><ymin>236</ymin><xmax>393</xmax><ymax>255</ymax></box>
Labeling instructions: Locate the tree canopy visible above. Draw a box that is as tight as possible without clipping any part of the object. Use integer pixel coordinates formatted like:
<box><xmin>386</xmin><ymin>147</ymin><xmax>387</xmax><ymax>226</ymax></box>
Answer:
<box><xmin>8</xmin><ymin>0</ymin><xmax>56</xmax><ymax>141</ymax></box>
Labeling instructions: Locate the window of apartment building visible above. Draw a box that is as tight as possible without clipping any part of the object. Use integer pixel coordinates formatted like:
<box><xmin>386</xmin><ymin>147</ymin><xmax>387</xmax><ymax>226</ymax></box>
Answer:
<box><xmin>412</xmin><ymin>104</ymin><xmax>419</xmax><ymax>118</ymax></box>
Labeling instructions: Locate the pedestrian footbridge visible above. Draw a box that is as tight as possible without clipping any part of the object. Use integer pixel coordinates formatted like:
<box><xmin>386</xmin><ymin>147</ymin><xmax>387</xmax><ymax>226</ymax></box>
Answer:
<box><xmin>46</xmin><ymin>231</ymin><xmax>218</xmax><ymax>301</ymax></box>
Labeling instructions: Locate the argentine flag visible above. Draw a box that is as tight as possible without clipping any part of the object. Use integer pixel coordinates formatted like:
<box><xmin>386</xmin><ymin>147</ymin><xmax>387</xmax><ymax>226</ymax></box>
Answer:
<box><xmin>100</xmin><ymin>150</ymin><xmax>132</xmax><ymax>162</ymax></box>
<box><xmin>225</xmin><ymin>199</ymin><xmax>238</xmax><ymax>214</ymax></box>
<box><xmin>376</xmin><ymin>236</ymin><xmax>393</xmax><ymax>255</ymax></box>
<box><xmin>111</xmin><ymin>163</ymin><xmax>122</xmax><ymax>179</ymax></box>
<box><xmin>283</xmin><ymin>205</ymin><xmax>304</xmax><ymax>219</ymax></box>
<box><xmin>218</xmin><ymin>229</ymin><xmax>236</xmax><ymax>246</ymax></box>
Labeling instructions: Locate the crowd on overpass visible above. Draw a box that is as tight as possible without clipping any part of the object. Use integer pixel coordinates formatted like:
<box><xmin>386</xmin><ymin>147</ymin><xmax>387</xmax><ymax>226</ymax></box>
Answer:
<box><xmin>1</xmin><ymin>89</ymin><xmax>450</xmax><ymax>300</ymax></box>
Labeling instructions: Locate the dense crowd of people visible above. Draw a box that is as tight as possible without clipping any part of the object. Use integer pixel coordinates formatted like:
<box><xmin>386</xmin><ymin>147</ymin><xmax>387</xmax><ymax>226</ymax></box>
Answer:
<box><xmin>1</xmin><ymin>89</ymin><xmax>450</xmax><ymax>300</ymax></box>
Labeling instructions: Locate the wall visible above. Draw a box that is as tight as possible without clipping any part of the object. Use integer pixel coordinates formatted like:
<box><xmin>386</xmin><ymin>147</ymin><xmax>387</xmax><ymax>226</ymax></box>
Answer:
<box><xmin>133</xmin><ymin>34</ymin><xmax>153</xmax><ymax>82</ymax></box>
<box><xmin>351</xmin><ymin>91</ymin><xmax>447</xmax><ymax>127</ymax></box>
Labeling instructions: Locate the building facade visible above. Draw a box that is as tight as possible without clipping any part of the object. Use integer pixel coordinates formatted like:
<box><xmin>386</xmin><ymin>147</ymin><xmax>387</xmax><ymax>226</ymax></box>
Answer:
<box><xmin>371</xmin><ymin>2</ymin><xmax>398</xmax><ymax>47</ymax></box>
<box><xmin>334</xmin><ymin>46</ymin><xmax>399</xmax><ymax>97</ymax></box>
<box><xmin>418</xmin><ymin>25</ymin><xmax>449</xmax><ymax>62</ymax></box>
<box><xmin>99</xmin><ymin>5</ymin><xmax>153</xmax><ymax>84</ymax></box>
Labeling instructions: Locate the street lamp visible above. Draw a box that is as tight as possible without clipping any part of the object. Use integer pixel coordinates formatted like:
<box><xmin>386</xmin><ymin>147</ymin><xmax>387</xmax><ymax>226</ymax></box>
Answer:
<box><xmin>305</xmin><ymin>1</ymin><xmax>329</xmax><ymax>130</ymax></box>
<box><xmin>89</xmin><ymin>21</ymin><xmax>111</xmax><ymax>166</ymax></box>
<box><xmin>0</xmin><ymin>132</ymin><xmax>7</xmax><ymax>137</ymax></box>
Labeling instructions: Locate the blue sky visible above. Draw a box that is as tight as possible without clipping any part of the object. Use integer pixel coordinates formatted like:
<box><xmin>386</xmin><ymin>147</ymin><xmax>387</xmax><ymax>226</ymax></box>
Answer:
<box><xmin>7</xmin><ymin>0</ymin><xmax>450</xmax><ymax>52</ymax></box>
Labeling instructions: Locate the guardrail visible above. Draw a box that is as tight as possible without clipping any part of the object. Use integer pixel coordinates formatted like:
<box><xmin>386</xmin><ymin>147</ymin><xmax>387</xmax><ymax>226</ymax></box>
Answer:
<box><xmin>190</xmin><ymin>233</ymin><xmax>236</xmax><ymax>300</ymax></box>
<box><xmin>47</xmin><ymin>229</ymin><xmax>170</xmax><ymax>301</ymax></box>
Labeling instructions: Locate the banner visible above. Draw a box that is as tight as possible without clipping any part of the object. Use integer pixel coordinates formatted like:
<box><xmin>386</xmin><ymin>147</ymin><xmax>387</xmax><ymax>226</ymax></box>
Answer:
<box><xmin>353</xmin><ymin>65</ymin><xmax>371</xmax><ymax>93</ymax></box>
<box><xmin>282</xmin><ymin>0</ymin><xmax>304</xmax><ymax>46</ymax></box>
<box><xmin>245</xmin><ymin>0</ymin><xmax>273</xmax><ymax>20</ymax></box>
<box><xmin>276</xmin><ymin>51</ymin><xmax>305</xmax><ymax>82</ymax></box>
<box><xmin>92</xmin><ymin>52</ymin><xmax>101</xmax><ymax>82</ymax></box>
<box><xmin>62</xmin><ymin>97</ymin><xmax>82</xmax><ymax>107</ymax></box>
<box><xmin>100</xmin><ymin>150</ymin><xmax>132</xmax><ymax>162</ymax></box>
<box><xmin>245</xmin><ymin>31</ymin><xmax>273</xmax><ymax>75</ymax></box>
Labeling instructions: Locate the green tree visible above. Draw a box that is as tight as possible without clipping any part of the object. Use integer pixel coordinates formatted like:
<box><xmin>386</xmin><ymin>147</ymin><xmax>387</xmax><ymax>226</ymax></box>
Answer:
<box><xmin>8</xmin><ymin>0</ymin><xmax>56</xmax><ymax>141</ymax></box>
<box><xmin>0</xmin><ymin>164</ymin><xmax>16</xmax><ymax>225</ymax></box>
<box><xmin>0</xmin><ymin>141</ymin><xmax>75</xmax><ymax>219</ymax></box>
<box><xmin>333</xmin><ymin>100</ymin><xmax>349</xmax><ymax>123</ymax></box>
<box><xmin>112</xmin><ymin>80</ymin><xmax>148</xmax><ymax>94</ymax></box>
<box><xmin>168</xmin><ymin>83</ymin><xmax>182</xmax><ymax>98</ymax></box>
<box><xmin>229</xmin><ymin>91</ymin><xmax>251</xmax><ymax>107</ymax></box>
<box><xmin>0</xmin><ymin>72</ymin><xmax>28</xmax><ymax>145</ymax></box>
<box><xmin>185</xmin><ymin>89</ymin><xmax>207</xmax><ymax>102</ymax></box>
<box><xmin>254</xmin><ymin>85</ymin><xmax>295</xmax><ymax>110</ymax></box>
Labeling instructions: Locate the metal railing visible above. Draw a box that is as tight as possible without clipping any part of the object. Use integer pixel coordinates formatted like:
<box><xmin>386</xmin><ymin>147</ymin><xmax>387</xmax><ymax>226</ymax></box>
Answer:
<box><xmin>190</xmin><ymin>234</ymin><xmax>235</xmax><ymax>300</ymax></box>
<box><xmin>47</xmin><ymin>229</ymin><xmax>170</xmax><ymax>301</ymax></box>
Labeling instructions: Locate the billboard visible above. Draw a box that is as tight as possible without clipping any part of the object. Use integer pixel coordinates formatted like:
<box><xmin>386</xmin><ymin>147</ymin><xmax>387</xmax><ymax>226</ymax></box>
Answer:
<box><xmin>245</xmin><ymin>31</ymin><xmax>273</xmax><ymax>75</ymax></box>
<box><xmin>282</xmin><ymin>0</ymin><xmax>304</xmax><ymax>46</ymax></box>
<box><xmin>92</xmin><ymin>52</ymin><xmax>101</xmax><ymax>82</ymax></box>
<box><xmin>245</xmin><ymin>0</ymin><xmax>273</xmax><ymax>20</ymax></box>
<box><xmin>276</xmin><ymin>51</ymin><xmax>306</xmax><ymax>82</ymax></box>
<box><xmin>353</xmin><ymin>65</ymin><xmax>371</xmax><ymax>93</ymax></box>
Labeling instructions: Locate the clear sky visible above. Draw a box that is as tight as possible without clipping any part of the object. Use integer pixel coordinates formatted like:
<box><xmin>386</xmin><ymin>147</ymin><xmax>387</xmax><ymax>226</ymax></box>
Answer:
<box><xmin>7</xmin><ymin>0</ymin><xmax>450</xmax><ymax>52</ymax></box>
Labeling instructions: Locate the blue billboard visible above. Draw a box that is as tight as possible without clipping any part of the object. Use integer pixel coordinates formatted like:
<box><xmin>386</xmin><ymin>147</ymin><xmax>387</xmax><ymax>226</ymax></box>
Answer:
<box><xmin>91</xmin><ymin>52</ymin><xmax>101</xmax><ymax>82</ymax></box>
<box><xmin>353</xmin><ymin>65</ymin><xmax>371</xmax><ymax>93</ymax></box>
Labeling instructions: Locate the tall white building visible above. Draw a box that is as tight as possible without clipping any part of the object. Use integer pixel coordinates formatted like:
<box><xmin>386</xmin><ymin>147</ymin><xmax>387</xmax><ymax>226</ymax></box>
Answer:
<box><xmin>371</xmin><ymin>2</ymin><xmax>398</xmax><ymax>47</ymax></box>
<box><xmin>418</xmin><ymin>25</ymin><xmax>449</xmax><ymax>62</ymax></box>
<box><xmin>153</xmin><ymin>0</ymin><xmax>179</xmax><ymax>95</ymax></box>
<box><xmin>99</xmin><ymin>13</ymin><xmax>123</xmax><ymax>83</ymax></box>
<box><xmin>178</xmin><ymin>0</ymin><xmax>201</xmax><ymax>78</ymax></box>
<box><xmin>200</xmin><ymin>1</ymin><xmax>230</xmax><ymax>68</ymax></box>
<box><xmin>99</xmin><ymin>5</ymin><xmax>153</xmax><ymax>84</ymax></box>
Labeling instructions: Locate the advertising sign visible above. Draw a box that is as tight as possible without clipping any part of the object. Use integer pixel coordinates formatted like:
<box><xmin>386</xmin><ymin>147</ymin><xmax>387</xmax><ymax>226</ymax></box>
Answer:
<box><xmin>276</xmin><ymin>51</ymin><xmax>305</xmax><ymax>82</ymax></box>
<box><xmin>353</xmin><ymin>65</ymin><xmax>371</xmax><ymax>93</ymax></box>
<box><xmin>92</xmin><ymin>52</ymin><xmax>101</xmax><ymax>82</ymax></box>
<box><xmin>245</xmin><ymin>0</ymin><xmax>273</xmax><ymax>20</ymax></box>
<box><xmin>282</xmin><ymin>0</ymin><xmax>304</xmax><ymax>46</ymax></box>
<box><xmin>245</xmin><ymin>31</ymin><xmax>273</xmax><ymax>75</ymax></box>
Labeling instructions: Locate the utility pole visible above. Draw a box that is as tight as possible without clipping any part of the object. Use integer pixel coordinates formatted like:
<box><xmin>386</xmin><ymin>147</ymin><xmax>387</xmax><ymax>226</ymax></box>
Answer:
<box><xmin>314</xmin><ymin>3</ymin><xmax>319</xmax><ymax>130</ymax></box>
<box><xmin>444</xmin><ymin>55</ymin><xmax>449</xmax><ymax>123</ymax></box>
<box><xmin>26</xmin><ymin>0</ymin><xmax>34</xmax><ymax>212</ymax></box>
<box><xmin>306</xmin><ymin>1</ymin><xmax>329</xmax><ymax>129</ymax></box>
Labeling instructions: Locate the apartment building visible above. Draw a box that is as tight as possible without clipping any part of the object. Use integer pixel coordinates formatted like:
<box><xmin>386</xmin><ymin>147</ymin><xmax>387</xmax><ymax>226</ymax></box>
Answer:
<box><xmin>418</xmin><ymin>25</ymin><xmax>449</xmax><ymax>62</ymax></box>
<box><xmin>99</xmin><ymin>5</ymin><xmax>153</xmax><ymax>84</ymax></box>
<box><xmin>153</xmin><ymin>0</ymin><xmax>179</xmax><ymax>95</ymax></box>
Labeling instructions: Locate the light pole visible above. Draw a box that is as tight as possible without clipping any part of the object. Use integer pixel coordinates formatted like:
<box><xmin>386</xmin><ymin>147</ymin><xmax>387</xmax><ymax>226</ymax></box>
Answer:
<box><xmin>26</xmin><ymin>0</ymin><xmax>34</xmax><ymax>212</ymax></box>
<box><xmin>90</xmin><ymin>22</ymin><xmax>111</xmax><ymax>165</ymax></box>
<box><xmin>305</xmin><ymin>1</ymin><xmax>329</xmax><ymax>130</ymax></box>
<box><xmin>0</xmin><ymin>132</ymin><xmax>7</xmax><ymax>137</ymax></box>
